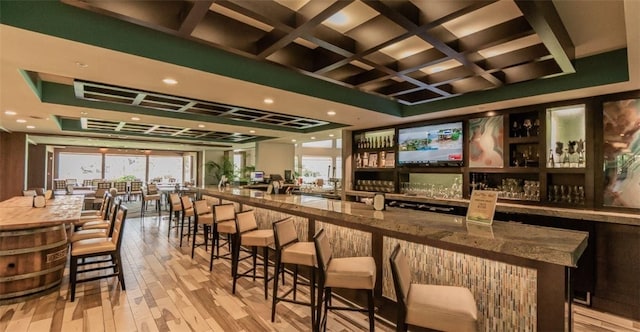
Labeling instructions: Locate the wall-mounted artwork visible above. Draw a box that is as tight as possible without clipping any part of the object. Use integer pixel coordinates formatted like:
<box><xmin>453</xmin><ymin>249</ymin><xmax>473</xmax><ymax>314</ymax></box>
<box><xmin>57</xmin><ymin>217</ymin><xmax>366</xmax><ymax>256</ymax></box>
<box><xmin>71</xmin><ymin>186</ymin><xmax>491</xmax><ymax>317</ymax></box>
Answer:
<box><xmin>469</xmin><ymin>115</ymin><xmax>504</xmax><ymax>168</ymax></box>
<box><xmin>603</xmin><ymin>98</ymin><xmax>640</xmax><ymax>209</ymax></box>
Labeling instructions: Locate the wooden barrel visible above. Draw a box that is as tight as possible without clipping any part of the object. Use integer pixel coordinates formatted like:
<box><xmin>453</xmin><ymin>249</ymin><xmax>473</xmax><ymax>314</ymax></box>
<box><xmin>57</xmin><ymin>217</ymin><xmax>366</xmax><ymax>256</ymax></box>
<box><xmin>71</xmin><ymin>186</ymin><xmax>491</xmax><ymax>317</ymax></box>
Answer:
<box><xmin>0</xmin><ymin>224</ymin><xmax>68</xmax><ymax>301</ymax></box>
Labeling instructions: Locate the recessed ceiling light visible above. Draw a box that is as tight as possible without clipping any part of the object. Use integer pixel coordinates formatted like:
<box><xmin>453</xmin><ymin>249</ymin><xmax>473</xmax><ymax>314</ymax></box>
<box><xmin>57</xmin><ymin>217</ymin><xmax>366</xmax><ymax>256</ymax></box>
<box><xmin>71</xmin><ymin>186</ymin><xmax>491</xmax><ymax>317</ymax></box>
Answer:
<box><xmin>311</xmin><ymin>137</ymin><xmax>316</xmax><ymax>139</ymax></box>
<box><xmin>80</xmin><ymin>111</ymin><xmax>88</xmax><ymax>115</ymax></box>
<box><xmin>26</xmin><ymin>125</ymin><xmax>35</xmax><ymax>129</ymax></box>
<box><xmin>329</xmin><ymin>134</ymin><xmax>335</xmax><ymax>137</ymax></box>
<box><xmin>327</xmin><ymin>111</ymin><xmax>336</xmax><ymax>116</ymax></box>
<box><xmin>291</xmin><ymin>139</ymin><xmax>296</xmax><ymax>142</ymax></box>
<box><xmin>162</xmin><ymin>78</ymin><xmax>178</xmax><ymax>85</ymax></box>
<box><xmin>16</xmin><ymin>119</ymin><xmax>27</xmax><ymax>123</ymax></box>
<box><xmin>75</xmin><ymin>61</ymin><xmax>88</xmax><ymax>68</ymax></box>
<box><xmin>131</xmin><ymin>117</ymin><xmax>140</xmax><ymax>121</ymax></box>
<box><xmin>487</xmin><ymin>111</ymin><xmax>496</xmax><ymax>116</ymax></box>
<box><xmin>198</xmin><ymin>124</ymin><xmax>205</xmax><ymax>128</ymax></box>
<box><xmin>4</xmin><ymin>110</ymin><xmax>16</xmax><ymax>115</ymax></box>
<box><xmin>249</xmin><ymin>130</ymin><xmax>256</xmax><ymax>133</ymax></box>
<box><xmin>264</xmin><ymin>98</ymin><xmax>274</xmax><ymax>104</ymax></box>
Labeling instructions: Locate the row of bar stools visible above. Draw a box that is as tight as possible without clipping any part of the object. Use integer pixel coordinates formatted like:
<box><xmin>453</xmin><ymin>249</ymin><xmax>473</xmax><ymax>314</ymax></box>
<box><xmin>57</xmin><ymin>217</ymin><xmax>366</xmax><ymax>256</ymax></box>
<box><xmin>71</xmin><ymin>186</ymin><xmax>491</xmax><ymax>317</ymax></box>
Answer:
<box><xmin>209</xmin><ymin>203</ymin><xmax>236</xmax><ymax>271</ymax></box>
<box><xmin>271</xmin><ymin>217</ymin><xmax>317</xmax><ymax>329</ymax></box>
<box><xmin>231</xmin><ymin>210</ymin><xmax>274</xmax><ymax>300</ymax></box>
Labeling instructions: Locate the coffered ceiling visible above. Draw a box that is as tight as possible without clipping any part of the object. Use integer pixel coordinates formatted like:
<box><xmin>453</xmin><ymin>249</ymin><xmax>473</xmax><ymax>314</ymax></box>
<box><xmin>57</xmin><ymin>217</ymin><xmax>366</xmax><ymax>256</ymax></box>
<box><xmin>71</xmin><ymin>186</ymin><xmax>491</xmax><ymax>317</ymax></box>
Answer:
<box><xmin>63</xmin><ymin>0</ymin><xmax>574</xmax><ymax>105</ymax></box>
<box><xmin>0</xmin><ymin>0</ymin><xmax>638</xmax><ymax>151</ymax></box>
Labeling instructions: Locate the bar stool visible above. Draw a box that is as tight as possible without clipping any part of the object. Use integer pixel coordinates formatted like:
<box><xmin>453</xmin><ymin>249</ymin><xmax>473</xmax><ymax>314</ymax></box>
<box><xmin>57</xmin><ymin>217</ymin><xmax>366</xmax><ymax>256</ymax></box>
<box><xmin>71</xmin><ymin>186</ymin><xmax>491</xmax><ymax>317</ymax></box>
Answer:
<box><xmin>140</xmin><ymin>186</ymin><xmax>161</xmax><ymax>221</ymax></box>
<box><xmin>180</xmin><ymin>196</ymin><xmax>195</xmax><ymax>247</ymax></box>
<box><xmin>232</xmin><ymin>210</ymin><xmax>274</xmax><ymax>300</ymax></box>
<box><xmin>168</xmin><ymin>193</ymin><xmax>183</xmax><ymax>239</ymax></box>
<box><xmin>314</xmin><ymin>228</ymin><xmax>376</xmax><ymax>332</ymax></box>
<box><xmin>209</xmin><ymin>203</ymin><xmax>236</xmax><ymax>271</ymax></box>
<box><xmin>69</xmin><ymin>205</ymin><xmax>128</xmax><ymax>302</ymax></box>
<box><xmin>271</xmin><ymin>217</ymin><xmax>317</xmax><ymax>328</ymax></box>
<box><xmin>191</xmin><ymin>199</ymin><xmax>214</xmax><ymax>259</ymax></box>
<box><xmin>76</xmin><ymin>194</ymin><xmax>113</xmax><ymax>230</ymax></box>
<box><xmin>389</xmin><ymin>244</ymin><xmax>478</xmax><ymax>332</ymax></box>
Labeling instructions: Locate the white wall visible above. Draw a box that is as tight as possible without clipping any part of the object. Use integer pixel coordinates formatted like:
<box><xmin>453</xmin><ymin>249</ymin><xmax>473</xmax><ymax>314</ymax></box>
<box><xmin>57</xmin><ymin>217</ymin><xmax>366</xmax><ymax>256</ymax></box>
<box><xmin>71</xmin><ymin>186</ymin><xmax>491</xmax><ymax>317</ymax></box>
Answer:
<box><xmin>255</xmin><ymin>142</ymin><xmax>294</xmax><ymax>178</ymax></box>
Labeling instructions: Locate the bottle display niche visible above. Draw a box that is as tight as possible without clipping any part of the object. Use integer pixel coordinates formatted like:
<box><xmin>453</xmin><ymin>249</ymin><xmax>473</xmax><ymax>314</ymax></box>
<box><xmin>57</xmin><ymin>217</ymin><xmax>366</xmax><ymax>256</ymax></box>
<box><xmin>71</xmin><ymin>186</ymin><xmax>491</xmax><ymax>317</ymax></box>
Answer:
<box><xmin>470</xmin><ymin>173</ymin><xmax>540</xmax><ymax>202</ymax></box>
<box><xmin>546</xmin><ymin>105</ymin><xmax>586</xmax><ymax>168</ymax></box>
<box><xmin>354</xmin><ymin>129</ymin><xmax>395</xmax><ymax>169</ymax></box>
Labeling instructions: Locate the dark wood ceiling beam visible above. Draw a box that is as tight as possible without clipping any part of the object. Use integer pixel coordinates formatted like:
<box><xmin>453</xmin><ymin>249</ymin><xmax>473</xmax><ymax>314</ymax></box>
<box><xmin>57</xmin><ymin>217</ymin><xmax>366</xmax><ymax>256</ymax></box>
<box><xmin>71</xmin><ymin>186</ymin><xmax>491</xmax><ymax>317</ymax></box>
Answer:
<box><xmin>515</xmin><ymin>0</ymin><xmax>575</xmax><ymax>73</ymax></box>
<box><xmin>363</xmin><ymin>0</ymin><xmax>503</xmax><ymax>88</ymax></box>
<box><xmin>456</xmin><ymin>17</ymin><xmax>534</xmax><ymax>53</ymax></box>
<box><xmin>220</xmin><ymin>0</ymin><xmax>297</xmax><ymax>28</ymax></box>
<box><xmin>479</xmin><ymin>43</ymin><xmax>550</xmax><ymax>70</ymax></box>
<box><xmin>178</xmin><ymin>1</ymin><xmax>213</xmax><ymax>36</ymax></box>
<box><xmin>256</xmin><ymin>0</ymin><xmax>352</xmax><ymax>58</ymax></box>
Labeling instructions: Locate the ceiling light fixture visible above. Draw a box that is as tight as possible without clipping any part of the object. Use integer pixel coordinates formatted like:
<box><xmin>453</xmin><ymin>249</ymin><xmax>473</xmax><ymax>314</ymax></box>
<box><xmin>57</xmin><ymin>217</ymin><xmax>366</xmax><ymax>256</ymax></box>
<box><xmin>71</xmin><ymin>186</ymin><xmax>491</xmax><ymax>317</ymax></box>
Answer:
<box><xmin>264</xmin><ymin>98</ymin><xmax>274</xmax><ymax>104</ymax></box>
<box><xmin>80</xmin><ymin>111</ymin><xmax>88</xmax><ymax>115</ymax></box>
<box><xmin>131</xmin><ymin>117</ymin><xmax>140</xmax><ymax>121</ymax></box>
<box><xmin>198</xmin><ymin>124</ymin><xmax>205</xmax><ymax>128</ymax></box>
<box><xmin>329</xmin><ymin>134</ymin><xmax>335</xmax><ymax>137</ymax></box>
<box><xmin>16</xmin><ymin>119</ymin><xmax>27</xmax><ymax>123</ymax></box>
<box><xmin>162</xmin><ymin>78</ymin><xmax>178</xmax><ymax>85</ymax></box>
<box><xmin>75</xmin><ymin>61</ymin><xmax>88</xmax><ymax>68</ymax></box>
<box><xmin>26</xmin><ymin>125</ymin><xmax>35</xmax><ymax>129</ymax></box>
<box><xmin>249</xmin><ymin>130</ymin><xmax>256</xmax><ymax>133</ymax></box>
<box><xmin>4</xmin><ymin>110</ymin><xmax>16</xmax><ymax>115</ymax></box>
<box><xmin>311</xmin><ymin>137</ymin><xmax>316</xmax><ymax>139</ymax></box>
<box><xmin>291</xmin><ymin>139</ymin><xmax>296</xmax><ymax>142</ymax></box>
<box><xmin>327</xmin><ymin>111</ymin><xmax>336</xmax><ymax>116</ymax></box>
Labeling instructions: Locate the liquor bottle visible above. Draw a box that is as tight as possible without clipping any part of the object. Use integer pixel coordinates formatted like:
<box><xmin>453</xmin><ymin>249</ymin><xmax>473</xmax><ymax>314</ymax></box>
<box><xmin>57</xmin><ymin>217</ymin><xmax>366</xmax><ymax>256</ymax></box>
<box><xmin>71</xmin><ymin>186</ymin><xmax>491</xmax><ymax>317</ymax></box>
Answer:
<box><xmin>548</xmin><ymin>149</ymin><xmax>554</xmax><ymax>168</ymax></box>
<box><xmin>511</xmin><ymin>121</ymin><xmax>520</xmax><ymax>137</ymax></box>
<box><xmin>390</xmin><ymin>134</ymin><xmax>395</xmax><ymax>148</ymax></box>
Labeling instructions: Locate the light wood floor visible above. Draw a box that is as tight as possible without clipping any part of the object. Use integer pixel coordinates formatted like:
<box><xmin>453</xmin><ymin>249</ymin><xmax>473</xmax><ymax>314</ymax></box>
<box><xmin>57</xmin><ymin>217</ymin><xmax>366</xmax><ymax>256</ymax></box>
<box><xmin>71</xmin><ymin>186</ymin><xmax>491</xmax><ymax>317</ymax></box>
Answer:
<box><xmin>1</xmin><ymin>213</ymin><xmax>639</xmax><ymax>332</ymax></box>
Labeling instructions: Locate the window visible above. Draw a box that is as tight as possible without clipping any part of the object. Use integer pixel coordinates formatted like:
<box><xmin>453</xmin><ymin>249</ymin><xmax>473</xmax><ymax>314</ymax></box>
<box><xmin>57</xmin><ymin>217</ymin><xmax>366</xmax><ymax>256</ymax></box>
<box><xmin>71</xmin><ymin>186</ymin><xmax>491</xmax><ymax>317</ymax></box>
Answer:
<box><xmin>149</xmin><ymin>156</ymin><xmax>183</xmax><ymax>183</ymax></box>
<box><xmin>58</xmin><ymin>153</ymin><xmax>102</xmax><ymax>181</ymax></box>
<box><xmin>301</xmin><ymin>156</ymin><xmax>332</xmax><ymax>184</ymax></box>
<box><xmin>302</xmin><ymin>139</ymin><xmax>333</xmax><ymax>148</ymax></box>
<box><xmin>104</xmin><ymin>154</ymin><xmax>146</xmax><ymax>181</ymax></box>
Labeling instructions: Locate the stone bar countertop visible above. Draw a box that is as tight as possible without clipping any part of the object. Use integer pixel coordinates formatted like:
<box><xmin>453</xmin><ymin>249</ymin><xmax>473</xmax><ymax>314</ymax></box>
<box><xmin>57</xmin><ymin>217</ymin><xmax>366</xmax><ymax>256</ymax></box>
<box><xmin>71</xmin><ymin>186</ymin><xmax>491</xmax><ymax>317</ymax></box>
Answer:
<box><xmin>202</xmin><ymin>188</ymin><xmax>588</xmax><ymax>267</ymax></box>
<box><xmin>346</xmin><ymin>190</ymin><xmax>640</xmax><ymax>227</ymax></box>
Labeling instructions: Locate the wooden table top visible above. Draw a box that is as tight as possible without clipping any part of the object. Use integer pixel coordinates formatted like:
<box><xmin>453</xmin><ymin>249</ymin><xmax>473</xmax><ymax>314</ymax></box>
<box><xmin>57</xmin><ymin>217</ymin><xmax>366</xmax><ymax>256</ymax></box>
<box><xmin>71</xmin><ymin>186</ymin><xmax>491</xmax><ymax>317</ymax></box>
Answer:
<box><xmin>0</xmin><ymin>196</ymin><xmax>84</xmax><ymax>231</ymax></box>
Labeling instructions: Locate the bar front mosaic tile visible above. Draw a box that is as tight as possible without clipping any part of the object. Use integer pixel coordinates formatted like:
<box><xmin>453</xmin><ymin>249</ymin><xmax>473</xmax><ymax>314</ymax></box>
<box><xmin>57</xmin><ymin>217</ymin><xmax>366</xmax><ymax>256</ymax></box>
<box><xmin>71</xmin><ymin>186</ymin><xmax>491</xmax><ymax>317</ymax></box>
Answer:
<box><xmin>248</xmin><ymin>205</ymin><xmax>308</xmax><ymax>241</ymax></box>
<box><xmin>316</xmin><ymin>222</ymin><xmax>371</xmax><ymax>258</ymax></box>
<box><xmin>383</xmin><ymin>237</ymin><xmax>537</xmax><ymax>331</ymax></box>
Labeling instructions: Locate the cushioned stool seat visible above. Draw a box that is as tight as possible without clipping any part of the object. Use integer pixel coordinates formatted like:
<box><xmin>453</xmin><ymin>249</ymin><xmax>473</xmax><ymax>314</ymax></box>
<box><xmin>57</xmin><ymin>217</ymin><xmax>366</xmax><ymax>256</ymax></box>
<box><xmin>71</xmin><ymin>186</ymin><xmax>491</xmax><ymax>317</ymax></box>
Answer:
<box><xmin>241</xmin><ymin>229</ymin><xmax>274</xmax><ymax>247</ymax></box>
<box><xmin>281</xmin><ymin>242</ymin><xmax>316</xmax><ymax>267</ymax></box>
<box><xmin>232</xmin><ymin>210</ymin><xmax>274</xmax><ymax>299</ymax></box>
<box><xmin>72</xmin><ymin>237</ymin><xmax>116</xmax><ymax>255</ymax></box>
<box><xmin>71</xmin><ymin>229</ymin><xmax>106</xmax><ymax>242</ymax></box>
<box><xmin>325</xmin><ymin>256</ymin><xmax>376</xmax><ymax>290</ymax></box>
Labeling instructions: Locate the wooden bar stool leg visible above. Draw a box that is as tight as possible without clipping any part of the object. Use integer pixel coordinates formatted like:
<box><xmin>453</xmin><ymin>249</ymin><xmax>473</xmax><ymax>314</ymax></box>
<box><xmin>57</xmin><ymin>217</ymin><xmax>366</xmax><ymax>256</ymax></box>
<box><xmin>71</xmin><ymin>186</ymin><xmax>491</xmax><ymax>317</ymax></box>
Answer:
<box><xmin>263</xmin><ymin>246</ymin><xmax>269</xmax><ymax>300</ymax></box>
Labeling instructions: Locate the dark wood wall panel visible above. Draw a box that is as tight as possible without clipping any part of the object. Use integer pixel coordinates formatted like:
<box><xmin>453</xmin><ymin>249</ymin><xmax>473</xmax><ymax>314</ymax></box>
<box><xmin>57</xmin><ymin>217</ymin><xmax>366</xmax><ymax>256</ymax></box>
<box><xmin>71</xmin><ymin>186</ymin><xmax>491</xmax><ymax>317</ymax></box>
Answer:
<box><xmin>27</xmin><ymin>144</ymin><xmax>47</xmax><ymax>190</ymax></box>
<box><xmin>0</xmin><ymin>132</ymin><xmax>27</xmax><ymax>201</ymax></box>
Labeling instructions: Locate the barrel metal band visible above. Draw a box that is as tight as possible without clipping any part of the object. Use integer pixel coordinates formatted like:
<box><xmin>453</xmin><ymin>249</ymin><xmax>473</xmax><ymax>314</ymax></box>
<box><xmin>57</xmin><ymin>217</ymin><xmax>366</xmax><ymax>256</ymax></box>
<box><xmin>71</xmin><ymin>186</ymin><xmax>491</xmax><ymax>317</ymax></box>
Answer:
<box><xmin>0</xmin><ymin>264</ymin><xmax>65</xmax><ymax>282</ymax></box>
<box><xmin>0</xmin><ymin>224</ymin><xmax>66</xmax><ymax>237</ymax></box>
<box><xmin>0</xmin><ymin>240</ymin><xmax>68</xmax><ymax>256</ymax></box>
<box><xmin>0</xmin><ymin>279</ymin><xmax>62</xmax><ymax>300</ymax></box>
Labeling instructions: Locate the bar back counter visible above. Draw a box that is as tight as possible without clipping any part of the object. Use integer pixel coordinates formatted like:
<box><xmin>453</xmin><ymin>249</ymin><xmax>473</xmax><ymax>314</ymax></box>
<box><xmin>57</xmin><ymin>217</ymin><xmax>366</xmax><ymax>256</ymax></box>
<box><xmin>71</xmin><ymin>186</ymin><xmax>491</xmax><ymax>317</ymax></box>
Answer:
<box><xmin>201</xmin><ymin>188</ymin><xmax>587</xmax><ymax>331</ymax></box>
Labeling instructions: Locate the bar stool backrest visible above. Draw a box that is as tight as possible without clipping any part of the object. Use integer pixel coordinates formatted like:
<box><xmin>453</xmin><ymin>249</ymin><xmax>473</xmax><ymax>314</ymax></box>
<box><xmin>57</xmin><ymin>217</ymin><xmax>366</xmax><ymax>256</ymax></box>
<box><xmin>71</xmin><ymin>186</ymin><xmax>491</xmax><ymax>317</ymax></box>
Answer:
<box><xmin>110</xmin><ymin>205</ymin><xmax>128</xmax><ymax>247</ymax></box>
<box><xmin>100</xmin><ymin>194</ymin><xmax>113</xmax><ymax>220</ymax></box>
<box><xmin>235</xmin><ymin>210</ymin><xmax>258</xmax><ymax>233</ymax></box>
<box><xmin>22</xmin><ymin>190</ymin><xmax>36</xmax><ymax>196</ymax></box>
<box><xmin>389</xmin><ymin>244</ymin><xmax>411</xmax><ymax>305</ymax></box>
<box><xmin>147</xmin><ymin>183</ymin><xmax>158</xmax><ymax>195</ymax></box>
<box><xmin>202</xmin><ymin>194</ymin><xmax>219</xmax><ymax>206</ymax></box>
<box><xmin>169</xmin><ymin>193</ymin><xmax>182</xmax><ymax>211</ymax></box>
<box><xmin>180</xmin><ymin>195</ymin><xmax>193</xmax><ymax>210</ymax></box>
<box><xmin>214</xmin><ymin>204</ymin><xmax>235</xmax><ymax>222</ymax></box>
<box><xmin>193</xmin><ymin>200</ymin><xmax>209</xmax><ymax>216</ymax></box>
<box><xmin>313</xmin><ymin>229</ymin><xmax>332</xmax><ymax>273</ymax></box>
<box><xmin>273</xmin><ymin>217</ymin><xmax>297</xmax><ymax>250</ymax></box>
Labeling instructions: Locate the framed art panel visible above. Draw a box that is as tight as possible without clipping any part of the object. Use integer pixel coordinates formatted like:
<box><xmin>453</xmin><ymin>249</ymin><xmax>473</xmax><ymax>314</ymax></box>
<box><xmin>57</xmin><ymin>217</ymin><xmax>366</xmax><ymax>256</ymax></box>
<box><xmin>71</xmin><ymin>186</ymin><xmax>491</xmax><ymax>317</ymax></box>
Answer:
<box><xmin>469</xmin><ymin>115</ymin><xmax>504</xmax><ymax>168</ymax></box>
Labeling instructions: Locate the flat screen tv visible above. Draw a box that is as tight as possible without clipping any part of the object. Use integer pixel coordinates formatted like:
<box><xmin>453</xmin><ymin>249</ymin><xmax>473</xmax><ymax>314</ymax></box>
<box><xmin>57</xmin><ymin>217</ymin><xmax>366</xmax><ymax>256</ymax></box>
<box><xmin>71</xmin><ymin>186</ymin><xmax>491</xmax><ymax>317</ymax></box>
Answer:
<box><xmin>250</xmin><ymin>171</ymin><xmax>265</xmax><ymax>183</ymax></box>
<box><xmin>398</xmin><ymin>122</ymin><xmax>464</xmax><ymax>166</ymax></box>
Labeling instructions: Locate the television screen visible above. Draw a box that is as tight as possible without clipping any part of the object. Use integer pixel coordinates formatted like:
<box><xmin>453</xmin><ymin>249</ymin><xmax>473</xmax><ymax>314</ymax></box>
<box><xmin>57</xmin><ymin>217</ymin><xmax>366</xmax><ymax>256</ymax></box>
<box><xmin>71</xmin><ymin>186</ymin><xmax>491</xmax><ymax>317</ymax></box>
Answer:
<box><xmin>398</xmin><ymin>122</ymin><xmax>464</xmax><ymax>166</ymax></box>
<box><xmin>250</xmin><ymin>171</ymin><xmax>265</xmax><ymax>182</ymax></box>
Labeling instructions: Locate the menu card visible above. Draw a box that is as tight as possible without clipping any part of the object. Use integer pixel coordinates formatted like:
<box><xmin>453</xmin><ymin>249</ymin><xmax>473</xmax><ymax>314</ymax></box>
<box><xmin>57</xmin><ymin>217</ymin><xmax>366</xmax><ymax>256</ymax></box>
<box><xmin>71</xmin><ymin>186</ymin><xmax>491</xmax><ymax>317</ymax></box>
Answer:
<box><xmin>466</xmin><ymin>190</ymin><xmax>498</xmax><ymax>225</ymax></box>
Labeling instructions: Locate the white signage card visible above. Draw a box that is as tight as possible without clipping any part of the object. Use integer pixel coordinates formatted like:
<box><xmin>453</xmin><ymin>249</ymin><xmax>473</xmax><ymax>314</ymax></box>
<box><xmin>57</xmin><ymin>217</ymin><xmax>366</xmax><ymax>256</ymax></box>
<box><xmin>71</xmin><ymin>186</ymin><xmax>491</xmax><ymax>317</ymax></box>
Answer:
<box><xmin>466</xmin><ymin>190</ymin><xmax>498</xmax><ymax>225</ymax></box>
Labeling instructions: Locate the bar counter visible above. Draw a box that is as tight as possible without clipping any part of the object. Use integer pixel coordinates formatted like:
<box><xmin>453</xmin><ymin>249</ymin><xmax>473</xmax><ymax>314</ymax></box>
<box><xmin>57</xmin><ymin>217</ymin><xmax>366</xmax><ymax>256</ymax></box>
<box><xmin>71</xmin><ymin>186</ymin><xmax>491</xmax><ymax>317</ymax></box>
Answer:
<box><xmin>202</xmin><ymin>188</ymin><xmax>588</xmax><ymax>331</ymax></box>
